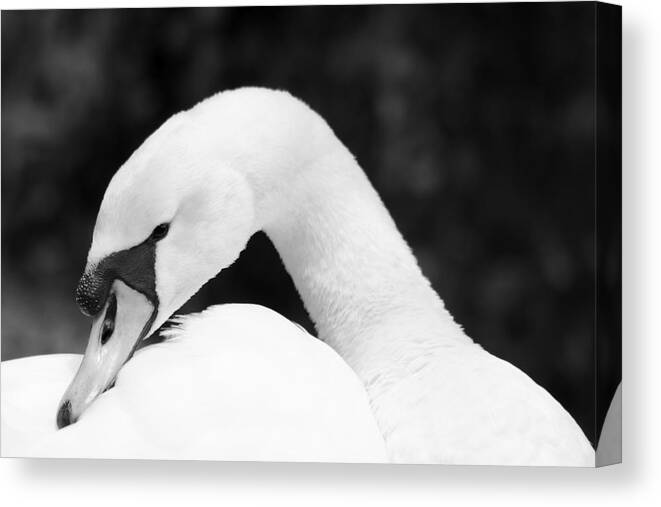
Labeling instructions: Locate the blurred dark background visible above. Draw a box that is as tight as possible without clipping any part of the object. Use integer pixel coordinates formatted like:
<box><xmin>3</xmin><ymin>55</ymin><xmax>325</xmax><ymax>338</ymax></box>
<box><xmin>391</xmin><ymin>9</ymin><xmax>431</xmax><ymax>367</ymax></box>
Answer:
<box><xmin>1</xmin><ymin>3</ymin><xmax>620</xmax><ymax>446</ymax></box>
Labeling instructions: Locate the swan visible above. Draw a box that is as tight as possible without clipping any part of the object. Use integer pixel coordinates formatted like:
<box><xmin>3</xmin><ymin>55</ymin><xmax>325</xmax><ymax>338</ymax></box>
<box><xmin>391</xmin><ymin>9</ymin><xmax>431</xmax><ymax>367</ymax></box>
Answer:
<box><xmin>1</xmin><ymin>87</ymin><xmax>594</xmax><ymax>465</ymax></box>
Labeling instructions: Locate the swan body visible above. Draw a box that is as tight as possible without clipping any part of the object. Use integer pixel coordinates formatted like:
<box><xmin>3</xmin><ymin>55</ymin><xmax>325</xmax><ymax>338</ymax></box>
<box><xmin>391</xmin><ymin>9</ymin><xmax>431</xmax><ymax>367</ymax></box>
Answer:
<box><xmin>2</xmin><ymin>87</ymin><xmax>594</xmax><ymax>465</ymax></box>
<box><xmin>1</xmin><ymin>304</ymin><xmax>387</xmax><ymax>461</ymax></box>
<box><xmin>373</xmin><ymin>345</ymin><xmax>593</xmax><ymax>465</ymax></box>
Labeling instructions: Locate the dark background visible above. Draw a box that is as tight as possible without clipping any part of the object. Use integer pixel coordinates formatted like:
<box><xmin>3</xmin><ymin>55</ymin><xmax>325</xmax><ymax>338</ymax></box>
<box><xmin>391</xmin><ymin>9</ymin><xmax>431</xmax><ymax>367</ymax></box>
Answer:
<box><xmin>1</xmin><ymin>3</ymin><xmax>620</xmax><ymax>446</ymax></box>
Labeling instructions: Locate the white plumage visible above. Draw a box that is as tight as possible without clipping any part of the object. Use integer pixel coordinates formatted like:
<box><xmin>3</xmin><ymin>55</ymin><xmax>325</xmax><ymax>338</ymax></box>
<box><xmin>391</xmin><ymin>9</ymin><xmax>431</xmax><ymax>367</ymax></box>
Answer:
<box><xmin>1</xmin><ymin>88</ymin><xmax>594</xmax><ymax>465</ymax></box>
<box><xmin>1</xmin><ymin>305</ymin><xmax>387</xmax><ymax>462</ymax></box>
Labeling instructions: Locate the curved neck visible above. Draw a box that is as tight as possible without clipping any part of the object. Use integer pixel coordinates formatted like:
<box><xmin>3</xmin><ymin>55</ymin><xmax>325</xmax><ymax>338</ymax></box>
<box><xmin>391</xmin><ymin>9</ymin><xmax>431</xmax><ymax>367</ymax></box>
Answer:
<box><xmin>247</xmin><ymin>123</ymin><xmax>467</xmax><ymax>384</ymax></box>
<box><xmin>191</xmin><ymin>90</ymin><xmax>469</xmax><ymax>383</ymax></box>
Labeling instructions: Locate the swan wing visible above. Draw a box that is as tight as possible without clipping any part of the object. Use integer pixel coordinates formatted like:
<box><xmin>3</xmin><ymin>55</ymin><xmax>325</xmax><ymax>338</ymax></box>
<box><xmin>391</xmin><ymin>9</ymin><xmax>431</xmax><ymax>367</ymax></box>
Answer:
<box><xmin>1</xmin><ymin>304</ymin><xmax>387</xmax><ymax>462</ymax></box>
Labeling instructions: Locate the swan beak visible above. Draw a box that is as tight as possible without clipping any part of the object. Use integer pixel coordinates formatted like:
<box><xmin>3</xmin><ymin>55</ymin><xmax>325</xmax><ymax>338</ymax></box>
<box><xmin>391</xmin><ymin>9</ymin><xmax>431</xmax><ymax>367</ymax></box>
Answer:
<box><xmin>56</xmin><ymin>279</ymin><xmax>156</xmax><ymax>429</ymax></box>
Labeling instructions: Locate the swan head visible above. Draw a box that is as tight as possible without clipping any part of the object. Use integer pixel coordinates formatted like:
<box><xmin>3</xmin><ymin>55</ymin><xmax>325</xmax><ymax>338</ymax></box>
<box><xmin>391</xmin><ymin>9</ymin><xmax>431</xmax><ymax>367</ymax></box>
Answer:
<box><xmin>56</xmin><ymin>110</ymin><xmax>256</xmax><ymax>428</ymax></box>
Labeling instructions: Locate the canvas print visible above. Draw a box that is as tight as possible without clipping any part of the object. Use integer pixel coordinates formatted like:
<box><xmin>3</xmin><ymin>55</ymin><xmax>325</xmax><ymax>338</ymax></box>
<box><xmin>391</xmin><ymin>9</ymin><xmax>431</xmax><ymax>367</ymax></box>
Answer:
<box><xmin>1</xmin><ymin>2</ymin><xmax>621</xmax><ymax>466</ymax></box>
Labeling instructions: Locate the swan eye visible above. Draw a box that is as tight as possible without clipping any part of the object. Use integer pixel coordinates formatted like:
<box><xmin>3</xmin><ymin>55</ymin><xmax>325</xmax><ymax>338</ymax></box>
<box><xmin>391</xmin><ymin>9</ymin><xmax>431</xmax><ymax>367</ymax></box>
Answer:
<box><xmin>150</xmin><ymin>223</ymin><xmax>170</xmax><ymax>241</ymax></box>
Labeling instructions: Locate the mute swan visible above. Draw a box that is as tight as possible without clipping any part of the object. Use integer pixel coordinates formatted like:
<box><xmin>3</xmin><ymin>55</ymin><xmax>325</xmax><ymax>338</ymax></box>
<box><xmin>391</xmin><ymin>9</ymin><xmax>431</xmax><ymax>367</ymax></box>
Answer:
<box><xmin>2</xmin><ymin>87</ymin><xmax>593</xmax><ymax>465</ymax></box>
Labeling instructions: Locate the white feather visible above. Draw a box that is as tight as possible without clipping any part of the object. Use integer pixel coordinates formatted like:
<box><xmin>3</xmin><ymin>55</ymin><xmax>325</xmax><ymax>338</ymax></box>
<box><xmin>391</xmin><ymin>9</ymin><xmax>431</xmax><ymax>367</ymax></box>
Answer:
<box><xmin>1</xmin><ymin>305</ymin><xmax>387</xmax><ymax>462</ymax></box>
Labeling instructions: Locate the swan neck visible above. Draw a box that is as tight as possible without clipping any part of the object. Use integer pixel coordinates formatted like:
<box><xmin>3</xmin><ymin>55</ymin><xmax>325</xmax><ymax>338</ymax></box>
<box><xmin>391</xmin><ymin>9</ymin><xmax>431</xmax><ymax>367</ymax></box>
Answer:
<box><xmin>258</xmin><ymin>133</ymin><xmax>466</xmax><ymax>378</ymax></box>
<box><xmin>188</xmin><ymin>89</ymin><xmax>468</xmax><ymax>381</ymax></box>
